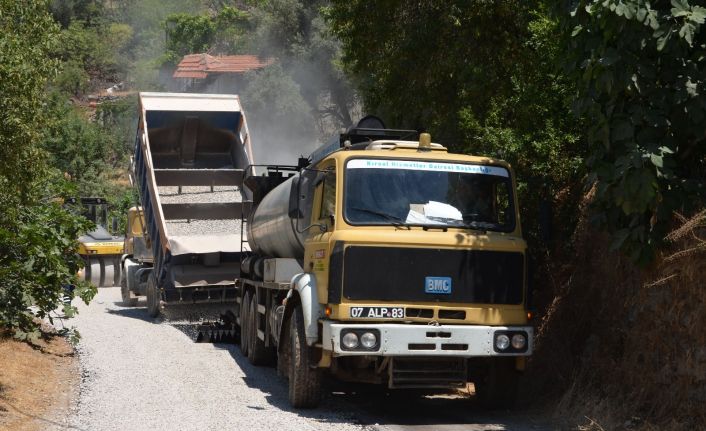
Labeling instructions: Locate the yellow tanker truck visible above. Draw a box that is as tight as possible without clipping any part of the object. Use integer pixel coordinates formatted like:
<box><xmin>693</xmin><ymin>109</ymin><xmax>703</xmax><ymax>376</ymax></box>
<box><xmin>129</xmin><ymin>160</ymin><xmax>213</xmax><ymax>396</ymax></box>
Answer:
<box><xmin>237</xmin><ymin>116</ymin><xmax>533</xmax><ymax>409</ymax></box>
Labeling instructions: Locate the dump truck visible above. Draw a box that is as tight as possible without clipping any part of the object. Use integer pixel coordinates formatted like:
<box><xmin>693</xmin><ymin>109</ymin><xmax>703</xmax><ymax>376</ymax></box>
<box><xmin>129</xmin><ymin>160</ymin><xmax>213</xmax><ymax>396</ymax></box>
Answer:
<box><xmin>76</xmin><ymin>197</ymin><xmax>123</xmax><ymax>287</ymax></box>
<box><xmin>120</xmin><ymin>92</ymin><xmax>253</xmax><ymax>317</ymax></box>
<box><xmin>236</xmin><ymin>116</ymin><xmax>533</xmax><ymax>409</ymax></box>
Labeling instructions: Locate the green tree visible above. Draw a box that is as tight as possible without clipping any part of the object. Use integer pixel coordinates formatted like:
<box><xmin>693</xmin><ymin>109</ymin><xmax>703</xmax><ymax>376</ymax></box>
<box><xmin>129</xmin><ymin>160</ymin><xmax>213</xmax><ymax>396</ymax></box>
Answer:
<box><xmin>162</xmin><ymin>6</ymin><xmax>251</xmax><ymax>65</ymax></box>
<box><xmin>328</xmin><ymin>1</ymin><xmax>531</xmax><ymax>142</ymax></box>
<box><xmin>0</xmin><ymin>0</ymin><xmax>95</xmax><ymax>342</ymax></box>
<box><xmin>328</xmin><ymin>1</ymin><xmax>586</xmax><ymax>245</ymax></box>
<box><xmin>562</xmin><ymin>0</ymin><xmax>706</xmax><ymax>262</ymax></box>
<box><xmin>42</xmin><ymin>95</ymin><xmax>111</xmax><ymax>192</ymax></box>
<box><xmin>49</xmin><ymin>0</ymin><xmax>103</xmax><ymax>28</ymax></box>
<box><xmin>250</xmin><ymin>0</ymin><xmax>356</xmax><ymax>134</ymax></box>
<box><xmin>163</xmin><ymin>13</ymin><xmax>215</xmax><ymax>64</ymax></box>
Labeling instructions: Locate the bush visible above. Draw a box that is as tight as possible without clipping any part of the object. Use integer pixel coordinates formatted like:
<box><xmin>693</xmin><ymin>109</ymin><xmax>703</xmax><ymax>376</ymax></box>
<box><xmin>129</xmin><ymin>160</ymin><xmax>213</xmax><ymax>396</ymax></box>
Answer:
<box><xmin>0</xmin><ymin>175</ymin><xmax>96</xmax><ymax>343</ymax></box>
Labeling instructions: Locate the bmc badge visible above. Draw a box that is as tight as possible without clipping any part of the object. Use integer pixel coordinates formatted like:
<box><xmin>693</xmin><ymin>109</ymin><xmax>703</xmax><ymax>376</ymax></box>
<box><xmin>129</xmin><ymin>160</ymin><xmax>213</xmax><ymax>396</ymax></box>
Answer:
<box><xmin>425</xmin><ymin>277</ymin><xmax>452</xmax><ymax>294</ymax></box>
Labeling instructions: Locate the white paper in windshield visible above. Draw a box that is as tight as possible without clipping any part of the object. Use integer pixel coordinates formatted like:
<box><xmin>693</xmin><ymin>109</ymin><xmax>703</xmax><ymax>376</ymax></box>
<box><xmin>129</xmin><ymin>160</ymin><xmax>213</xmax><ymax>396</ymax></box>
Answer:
<box><xmin>347</xmin><ymin>159</ymin><xmax>509</xmax><ymax>177</ymax></box>
<box><xmin>406</xmin><ymin>201</ymin><xmax>463</xmax><ymax>225</ymax></box>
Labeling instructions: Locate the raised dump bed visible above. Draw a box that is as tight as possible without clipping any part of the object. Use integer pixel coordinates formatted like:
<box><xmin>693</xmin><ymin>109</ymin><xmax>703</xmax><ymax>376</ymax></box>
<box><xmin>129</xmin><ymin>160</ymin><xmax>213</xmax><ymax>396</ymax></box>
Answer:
<box><xmin>132</xmin><ymin>92</ymin><xmax>253</xmax><ymax>314</ymax></box>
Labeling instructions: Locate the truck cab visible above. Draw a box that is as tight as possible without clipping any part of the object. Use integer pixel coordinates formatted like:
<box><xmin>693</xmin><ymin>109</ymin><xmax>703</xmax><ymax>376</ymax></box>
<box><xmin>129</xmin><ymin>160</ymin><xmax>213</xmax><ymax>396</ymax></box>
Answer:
<box><xmin>239</xmin><ymin>119</ymin><xmax>532</xmax><ymax>409</ymax></box>
<box><xmin>120</xmin><ymin>206</ymin><xmax>153</xmax><ymax>306</ymax></box>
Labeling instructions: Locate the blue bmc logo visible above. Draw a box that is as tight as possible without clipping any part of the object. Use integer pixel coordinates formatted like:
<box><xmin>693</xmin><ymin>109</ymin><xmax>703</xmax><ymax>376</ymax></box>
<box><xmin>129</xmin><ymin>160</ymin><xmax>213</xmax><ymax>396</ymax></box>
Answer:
<box><xmin>425</xmin><ymin>277</ymin><xmax>452</xmax><ymax>294</ymax></box>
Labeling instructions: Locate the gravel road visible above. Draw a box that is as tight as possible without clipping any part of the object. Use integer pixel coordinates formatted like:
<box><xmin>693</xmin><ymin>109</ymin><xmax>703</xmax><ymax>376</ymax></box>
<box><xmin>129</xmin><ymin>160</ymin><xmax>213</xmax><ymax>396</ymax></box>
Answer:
<box><xmin>68</xmin><ymin>287</ymin><xmax>366</xmax><ymax>431</ymax></box>
<box><xmin>67</xmin><ymin>287</ymin><xmax>556</xmax><ymax>431</ymax></box>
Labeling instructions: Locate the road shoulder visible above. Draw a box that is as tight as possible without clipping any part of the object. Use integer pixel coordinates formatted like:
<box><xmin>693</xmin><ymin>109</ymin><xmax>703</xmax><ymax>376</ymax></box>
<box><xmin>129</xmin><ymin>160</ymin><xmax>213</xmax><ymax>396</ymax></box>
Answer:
<box><xmin>0</xmin><ymin>335</ymin><xmax>77</xmax><ymax>431</ymax></box>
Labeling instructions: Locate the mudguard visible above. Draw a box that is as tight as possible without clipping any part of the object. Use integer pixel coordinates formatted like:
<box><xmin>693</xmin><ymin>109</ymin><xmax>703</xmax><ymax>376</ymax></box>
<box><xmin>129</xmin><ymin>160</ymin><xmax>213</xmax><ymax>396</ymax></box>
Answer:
<box><xmin>283</xmin><ymin>273</ymin><xmax>322</xmax><ymax>346</ymax></box>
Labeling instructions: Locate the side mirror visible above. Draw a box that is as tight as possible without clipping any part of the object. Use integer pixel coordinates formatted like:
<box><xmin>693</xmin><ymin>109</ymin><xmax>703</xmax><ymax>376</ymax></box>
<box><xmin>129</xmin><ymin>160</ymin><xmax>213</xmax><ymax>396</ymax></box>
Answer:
<box><xmin>288</xmin><ymin>176</ymin><xmax>303</xmax><ymax>218</ymax></box>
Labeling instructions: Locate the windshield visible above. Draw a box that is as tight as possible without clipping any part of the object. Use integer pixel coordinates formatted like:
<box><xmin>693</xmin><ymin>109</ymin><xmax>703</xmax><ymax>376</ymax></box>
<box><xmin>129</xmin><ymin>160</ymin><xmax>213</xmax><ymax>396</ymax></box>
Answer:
<box><xmin>344</xmin><ymin>158</ymin><xmax>515</xmax><ymax>232</ymax></box>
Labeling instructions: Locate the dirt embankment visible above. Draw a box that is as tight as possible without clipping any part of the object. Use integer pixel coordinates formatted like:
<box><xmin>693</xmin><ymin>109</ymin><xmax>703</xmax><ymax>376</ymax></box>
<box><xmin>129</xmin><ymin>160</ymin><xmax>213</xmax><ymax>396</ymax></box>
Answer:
<box><xmin>0</xmin><ymin>335</ymin><xmax>77</xmax><ymax>431</ymax></box>
<box><xmin>529</xmin><ymin>191</ymin><xmax>706</xmax><ymax>430</ymax></box>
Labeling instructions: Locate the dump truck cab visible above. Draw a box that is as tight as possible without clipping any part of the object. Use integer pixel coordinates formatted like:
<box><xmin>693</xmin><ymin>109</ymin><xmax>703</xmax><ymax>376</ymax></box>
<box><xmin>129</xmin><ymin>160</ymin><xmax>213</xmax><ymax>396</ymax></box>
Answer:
<box><xmin>120</xmin><ymin>206</ymin><xmax>153</xmax><ymax>306</ymax></box>
<box><xmin>123</xmin><ymin>206</ymin><xmax>149</xmax><ymax>258</ymax></box>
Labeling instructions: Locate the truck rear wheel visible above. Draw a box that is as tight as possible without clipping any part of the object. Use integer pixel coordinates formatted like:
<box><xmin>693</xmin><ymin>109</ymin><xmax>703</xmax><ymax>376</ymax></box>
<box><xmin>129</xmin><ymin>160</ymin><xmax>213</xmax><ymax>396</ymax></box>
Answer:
<box><xmin>146</xmin><ymin>274</ymin><xmax>160</xmax><ymax>318</ymax></box>
<box><xmin>248</xmin><ymin>293</ymin><xmax>274</xmax><ymax>365</ymax></box>
<box><xmin>120</xmin><ymin>262</ymin><xmax>138</xmax><ymax>307</ymax></box>
<box><xmin>474</xmin><ymin>357</ymin><xmax>519</xmax><ymax>409</ymax></box>
<box><xmin>288</xmin><ymin>305</ymin><xmax>321</xmax><ymax>408</ymax></box>
<box><xmin>239</xmin><ymin>291</ymin><xmax>250</xmax><ymax>357</ymax></box>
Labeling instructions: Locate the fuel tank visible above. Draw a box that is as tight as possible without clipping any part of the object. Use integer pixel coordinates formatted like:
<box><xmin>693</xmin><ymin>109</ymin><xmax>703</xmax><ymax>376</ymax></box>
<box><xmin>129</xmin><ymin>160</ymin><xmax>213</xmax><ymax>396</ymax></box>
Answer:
<box><xmin>247</xmin><ymin>174</ymin><xmax>305</xmax><ymax>259</ymax></box>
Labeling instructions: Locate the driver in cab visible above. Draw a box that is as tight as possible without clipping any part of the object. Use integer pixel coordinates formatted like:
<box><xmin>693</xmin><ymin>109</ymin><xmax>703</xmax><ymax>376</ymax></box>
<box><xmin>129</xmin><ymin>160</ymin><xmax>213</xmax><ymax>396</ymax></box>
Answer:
<box><xmin>453</xmin><ymin>176</ymin><xmax>494</xmax><ymax>222</ymax></box>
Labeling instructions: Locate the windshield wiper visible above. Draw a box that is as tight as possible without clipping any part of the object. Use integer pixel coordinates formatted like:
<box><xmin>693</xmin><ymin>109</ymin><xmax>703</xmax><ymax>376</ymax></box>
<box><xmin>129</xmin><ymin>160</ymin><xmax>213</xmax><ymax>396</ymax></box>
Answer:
<box><xmin>463</xmin><ymin>221</ymin><xmax>497</xmax><ymax>231</ymax></box>
<box><xmin>349</xmin><ymin>207</ymin><xmax>409</xmax><ymax>228</ymax></box>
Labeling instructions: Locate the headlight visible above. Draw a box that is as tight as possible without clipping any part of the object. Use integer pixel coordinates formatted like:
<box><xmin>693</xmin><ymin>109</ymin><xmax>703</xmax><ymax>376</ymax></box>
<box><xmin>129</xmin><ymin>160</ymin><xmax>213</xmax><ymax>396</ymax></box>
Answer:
<box><xmin>360</xmin><ymin>332</ymin><xmax>377</xmax><ymax>349</ymax></box>
<box><xmin>495</xmin><ymin>334</ymin><xmax>510</xmax><ymax>350</ymax></box>
<box><xmin>342</xmin><ymin>332</ymin><xmax>359</xmax><ymax>349</ymax></box>
<box><xmin>511</xmin><ymin>333</ymin><xmax>526</xmax><ymax>350</ymax></box>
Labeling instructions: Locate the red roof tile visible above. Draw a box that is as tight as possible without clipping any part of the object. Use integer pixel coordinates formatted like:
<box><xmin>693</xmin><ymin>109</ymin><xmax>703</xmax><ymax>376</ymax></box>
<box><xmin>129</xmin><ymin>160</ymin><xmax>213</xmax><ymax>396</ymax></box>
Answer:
<box><xmin>173</xmin><ymin>54</ymin><xmax>274</xmax><ymax>79</ymax></box>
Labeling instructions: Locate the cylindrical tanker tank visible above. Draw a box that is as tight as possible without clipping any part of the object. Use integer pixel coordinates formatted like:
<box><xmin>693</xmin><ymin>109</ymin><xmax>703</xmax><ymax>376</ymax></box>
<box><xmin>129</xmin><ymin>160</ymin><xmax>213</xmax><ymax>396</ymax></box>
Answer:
<box><xmin>247</xmin><ymin>174</ymin><xmax>305</xmax><ymax>259</ymax></box>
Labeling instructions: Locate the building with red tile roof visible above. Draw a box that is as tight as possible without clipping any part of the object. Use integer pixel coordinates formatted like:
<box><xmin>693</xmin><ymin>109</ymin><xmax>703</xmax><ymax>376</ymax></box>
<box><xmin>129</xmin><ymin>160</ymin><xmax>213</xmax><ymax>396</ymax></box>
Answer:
<box><xmin>171</xmin><ymin>54</ymin><xmax>275</xmax><ymax>92</ymax></box>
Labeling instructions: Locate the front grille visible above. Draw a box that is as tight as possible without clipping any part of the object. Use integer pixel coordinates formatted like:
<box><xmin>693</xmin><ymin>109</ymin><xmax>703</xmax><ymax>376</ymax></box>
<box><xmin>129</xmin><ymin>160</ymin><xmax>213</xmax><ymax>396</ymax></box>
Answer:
<box><xmin>389</xmin><ymin>357</ymin><xmax>467</xmax><ymax>389</ymax></box>
<box><xmin>405</xmin><ymin>307</ymin><xmax>434</xmax><ymax>318</ymax></box>
<box><xmin>342</xmin><ymin>246</ymin><xmax>524</xmax><ymax>305</ymax></box>
<box><xmin>438</xmin><ymin>309</ymin><xmax>467</xmax><ymax>320</ymax></box>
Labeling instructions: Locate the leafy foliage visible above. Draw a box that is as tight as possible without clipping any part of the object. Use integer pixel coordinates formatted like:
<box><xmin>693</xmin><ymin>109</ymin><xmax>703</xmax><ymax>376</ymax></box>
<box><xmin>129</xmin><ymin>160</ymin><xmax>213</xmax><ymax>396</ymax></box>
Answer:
<box><xmin>162</xmin><ymin>6</ymin><xmax>251</xmax><ymax>65</ymax></box>
<box><xmin>564</xmin><ymin>0</ymin><xmax>706</xmax><ymax>262</ymax></box>
<box><xmin>328</xmin><ymin>1</ymin><xmax>586</xmax><ymax>246</ymax></box>
<box><xmin>49</xmin><ymin>0</ymin><xmax>104</xmax><ymax>28</ymax></box>
<box><xmin>255</xmin><ymin>0</ymin><xmax>355</xmax><ymax>128</ymax></box>
<box><xmin>43</xmin><ymin>95</ymin><xmax>112</xmax><ymax>190</ymax></box>
<box><xmin>52</xmin><ymin>20</ymin><xmax>135</xmax><ymax>95</ymax></box>
<box><xmin>161</xmin><ymin>1</ymin><xmax>356</xmax><ymax>148</ymax></box>
<box><xmin>0</xmin><ymin>0</ymin><xmax>96</xmax><ymax>341</ymax></box>
<box><xmin>328</xmin><ymin>1</ymin><xmax>528</xmax><ymax>141</ymax></box>
<box><xmin>0</xmin><ymin>176</ymin><xmax>96</xmax><ymax>343</ymax></box>
<box><xmin>0</xmin><ymin>1</ymin><xmax>59</xmax><ymax>201</ymax></box>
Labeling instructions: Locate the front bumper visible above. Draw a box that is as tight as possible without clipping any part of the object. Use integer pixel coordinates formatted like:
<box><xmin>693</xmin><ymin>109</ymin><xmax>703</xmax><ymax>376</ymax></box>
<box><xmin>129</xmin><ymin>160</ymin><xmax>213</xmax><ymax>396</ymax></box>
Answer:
<box><xmin>321</xmin><ymin>322</ymin><xmax>533</xmax><ymax>357</ymax></box>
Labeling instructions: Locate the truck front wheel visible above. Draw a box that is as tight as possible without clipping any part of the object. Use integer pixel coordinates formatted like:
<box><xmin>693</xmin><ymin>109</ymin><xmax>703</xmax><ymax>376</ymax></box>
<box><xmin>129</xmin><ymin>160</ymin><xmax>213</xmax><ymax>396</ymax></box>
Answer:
<box><xmin>146</xmin><ymin>274</ymin><xmax>160</xmax><ymax>318</ymax></box>
<box><xmin>120</xmin><ymin>262</ymin><xmax>138</xmax><ymax>307</ymax></box>
<box><xmin>473</xmin><ymin>357</ymin><xmax>519</xmax><ymax>409</ymax></box>
<box><xmin>288</xmin><ymin>304</ymin><xmax>321</xmax><ymax>408</ymax></box>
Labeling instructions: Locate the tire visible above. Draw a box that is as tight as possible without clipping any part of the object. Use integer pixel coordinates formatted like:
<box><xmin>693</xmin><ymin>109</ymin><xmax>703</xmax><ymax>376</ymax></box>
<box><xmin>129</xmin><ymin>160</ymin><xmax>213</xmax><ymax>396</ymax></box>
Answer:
<box><xmin>239</xmin><ymin>291</ymin><xmax>250</xmax><ymax>357</ymax></box>
<box><xmin>102</xmin><ymin>260</ymin><xmax>115</xmax><ymax>287</ymax></box>
<box><xmin>288</xmin><ymin>305</ymin><xmax>322</xmax><ymax>408</ymax></box>
<box><xmin>113</xmin><ymin>257</ymin><xmax>122</xmax><ymax>287</ymax></box>
<box><xmin>474</xmin><ymin>357</ymin><xmax>519</xmax><ymax>409</ymax></box>
<box><xmin>146</xmin><ymin>274</ymin><xmax>161</xmax><ymax>318</ymax></box>
<box><xmin>248</xmin><ymin>293</ymin><xmax>274</xmax><ymax>365</ymax></box>
<box><xmin>120</xmin><ymin>262</ymin><xmax>138</xmax><ymax>307</ymax></box>
<box><xmin>88</xmin><ymin>258</ymin><xmax>102</xmax><ymax>286</ymax></box>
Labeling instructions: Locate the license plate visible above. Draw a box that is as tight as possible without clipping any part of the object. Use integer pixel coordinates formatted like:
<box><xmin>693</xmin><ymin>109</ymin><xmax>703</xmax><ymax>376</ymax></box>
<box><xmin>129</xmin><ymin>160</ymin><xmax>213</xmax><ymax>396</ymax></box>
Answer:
<box><xmin>349</xmin><ymin>306</ymin><xmax>404</xmax><ymax>319</ymax></box>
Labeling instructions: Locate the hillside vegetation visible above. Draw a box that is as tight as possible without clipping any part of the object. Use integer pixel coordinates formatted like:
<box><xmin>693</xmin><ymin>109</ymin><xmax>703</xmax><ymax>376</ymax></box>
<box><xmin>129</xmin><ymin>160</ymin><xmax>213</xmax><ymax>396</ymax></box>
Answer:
<box><xmin>1</xmin><ymin>1</ymin><xmax>704</xmax><ymax>428</ymax></box>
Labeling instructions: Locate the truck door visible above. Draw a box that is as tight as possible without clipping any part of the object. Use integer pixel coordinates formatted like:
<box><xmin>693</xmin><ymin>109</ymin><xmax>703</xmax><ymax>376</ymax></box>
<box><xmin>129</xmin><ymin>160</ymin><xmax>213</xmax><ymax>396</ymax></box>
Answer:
<box><xmin>303</xmin><ymin>162</ymin><xmax>336</xmax><ymax>304</ymax></box>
